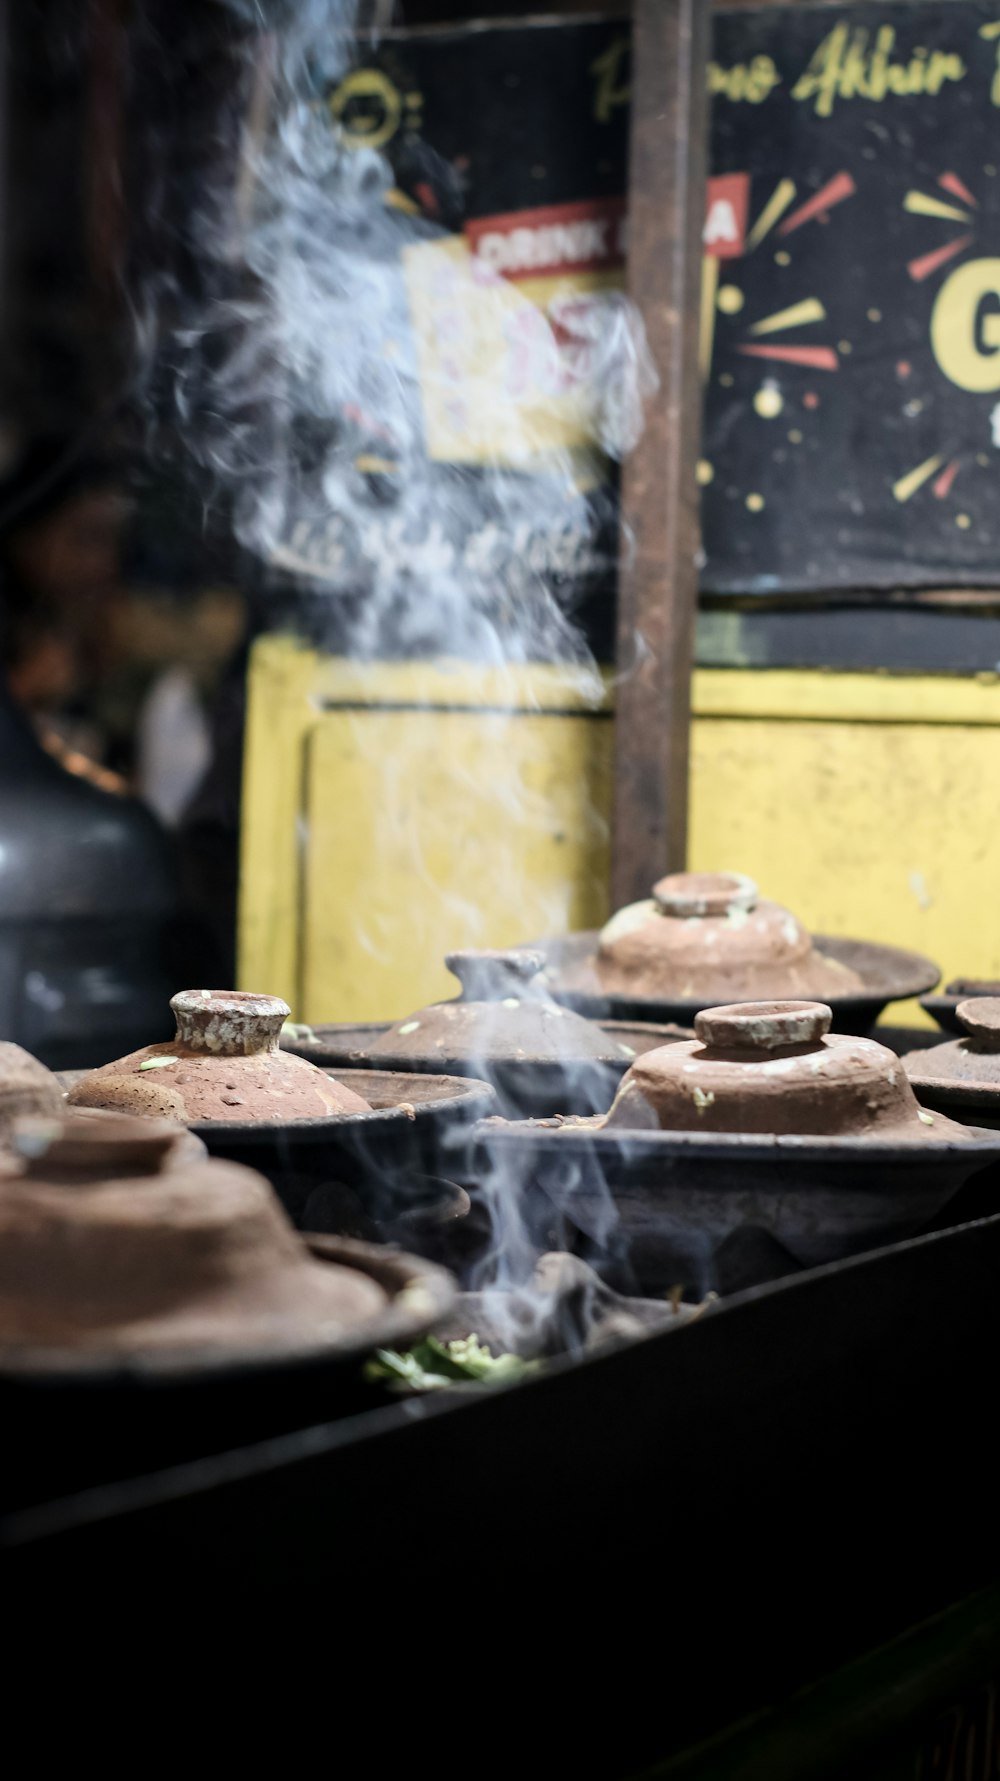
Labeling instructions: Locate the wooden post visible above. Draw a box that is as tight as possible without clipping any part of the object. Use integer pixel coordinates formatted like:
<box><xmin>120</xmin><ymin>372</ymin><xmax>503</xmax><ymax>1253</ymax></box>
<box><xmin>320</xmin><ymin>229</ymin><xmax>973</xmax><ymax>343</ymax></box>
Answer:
<box><xmin>611</xmin><ymin>0</ymin><xmax>710</xmax><ymax>908</ymax></box>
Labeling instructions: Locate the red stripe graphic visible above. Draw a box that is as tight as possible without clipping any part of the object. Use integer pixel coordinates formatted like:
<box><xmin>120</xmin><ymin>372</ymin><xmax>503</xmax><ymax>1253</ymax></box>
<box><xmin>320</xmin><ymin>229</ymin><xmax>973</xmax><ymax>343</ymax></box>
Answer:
<box><xmin>737</xmin><ymin>343</ymin><xmax>840</xmax><ymax>371</ymax></box>
<box><xmin>938</xmin><ymin>172</ymin><xmax>977</xmax><ymax>208</ymax></box>
<box><xmin>908</xmin><ymin>235</ymin><xmax>973</xmax><ymax>283</ymax></box>
<box><xmin>777</xmin><ymin>172</ymin><xmax>856</xmax><ymax>236</ymax></box>
<box><xmin>933</xmin><ymin>459</ymin><xmax>961</xmax><ymax>499</ymax></box>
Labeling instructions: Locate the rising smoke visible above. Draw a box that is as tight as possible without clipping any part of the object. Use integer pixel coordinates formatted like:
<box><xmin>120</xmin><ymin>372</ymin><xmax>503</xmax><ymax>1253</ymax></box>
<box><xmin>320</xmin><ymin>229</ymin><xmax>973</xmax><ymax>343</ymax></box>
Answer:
<box><xmin>166</xmin><ymin>0</ymin><xmax>656</xmax><ymax>675</ymax></box>
<box><xmin>154</xmin><ymin>0</ymin><xmax>658</xmax><ymax>1309</ymax></box>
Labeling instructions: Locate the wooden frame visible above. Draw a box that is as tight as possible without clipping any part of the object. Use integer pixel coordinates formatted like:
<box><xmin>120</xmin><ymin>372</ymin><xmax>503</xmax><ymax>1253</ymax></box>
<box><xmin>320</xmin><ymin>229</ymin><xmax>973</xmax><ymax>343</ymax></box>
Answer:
<box><xmin>612</xmin><ymin>0</ymin><xmax>710</xmax><ymax>904</ymax></box>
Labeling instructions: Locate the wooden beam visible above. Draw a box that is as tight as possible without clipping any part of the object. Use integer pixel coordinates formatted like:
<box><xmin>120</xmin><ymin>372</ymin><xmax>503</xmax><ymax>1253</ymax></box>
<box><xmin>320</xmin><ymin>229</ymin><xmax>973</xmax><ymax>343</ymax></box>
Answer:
<box><xmin>611</xmin><ymin>0</ymin><xmax>710</xmax><ymax>908</ymax></box>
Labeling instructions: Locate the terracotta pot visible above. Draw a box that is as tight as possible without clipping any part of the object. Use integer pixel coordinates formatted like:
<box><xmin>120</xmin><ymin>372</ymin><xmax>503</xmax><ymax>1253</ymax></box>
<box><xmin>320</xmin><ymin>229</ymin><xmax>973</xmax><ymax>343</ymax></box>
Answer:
<box><xmin>595</xmin><ymin>872</ymin><xmax>864</xmax><ymax>1004</ymax></box>
<box><xmin>369</xmin><ymin>948</ymin><xmax>629</xmax><ymax>1068</ymax></box>
<box><xmin>605</xmin><ymin>1000</ymin><xmax>957</xmax><ymax>1140</ymax></box>
<box><xmin>353</xmin><ymin>948</ymin><xmax>679</xmax><ymax>1118</ymax></box>
<box><xmin>920</xmin><ymin>976</ymin><xmax>1000</xmax><ymax>1035</ymax></box>
<box><xmin>0</xmin><ymin>1042</ymin><xmax>64</xmax><ymax>1139</ymax></box>
<box><xmin>536</xmin><ymin>926</ymin><xmax>941</xmax><ymax>1036</ymax></box>
<box><xmin>0</xmin><ymin>1113</ymin><xmax>457</xmax><ymax>1509</ymax></box>
<box><xmin>63</xmin><ymin>1060</ymin><xmax>493</xmax><ymax>1267</ymax></box>
<box><xmin>474</xmin><ymin>1001</ymin><xmax>990</xmax><ymax>1297</ymax></box>
<box><xmin>903</xmin><ymin>997</ymin><xmax>1000</xmax><ymax>1133</ymax></box>
<box><xmin>67</xmin><ymin>989</ymin><xmax>371</xmax><ymax>1123</ymax></box>
<box><xmin>285</xmin><ymin>970</ymin><xmax>689</xmax><ymax>1119</ymax></box>
<box><xmin>0</xmin><ymin>1112</ymin><xmax>400</xmax><ymax>1357</ymax></box>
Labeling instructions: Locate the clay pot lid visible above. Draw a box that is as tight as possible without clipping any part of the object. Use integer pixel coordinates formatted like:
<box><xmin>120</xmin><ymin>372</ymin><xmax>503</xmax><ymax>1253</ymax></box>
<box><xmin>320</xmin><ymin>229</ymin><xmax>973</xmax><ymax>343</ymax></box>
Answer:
<box><xmin>0</xmin><ymin>1042</ymin><xmax>65</xmax><ymax>1140</ymax></box>
<box><xmin>171</xmin><ymin>988</ymin><xmax>289</xmax><ymax>1051</ymax></box>
<box><xmin>919</xmin><ymin>976</ymin><xmax>1000</xmax><ymax>1034</ymax></box>
<box><xmin>66</xmin><ymin>989</ymin><xmax>372</xmax><ymax>1125</ymax></box>
<box><xmin>652</xmin><ymin>871</ymin><xmax>758</xmax><ymax>918</ymax></box>
<box><xmin>693</xmin><ymin>1000</ymin><xmax>832</xmax><ymax>1049</ymax></box>
<box><xmin>0</xmin><ymin>1110</ymin><xmax>407</xmax><ymax>1361</ymax></box>
<box><xmin>595</xmin><ymin>873</ymin><xmax>864</xmax><ymax>1004</ymax></box>
<box><xmin>955</xmin><ymin>997</ymin><xmax>1000</xmax><ymax>1051</ymax></box>
<box><xmin>6</xmin><ymin>1112</ymin><xmax>181</xmax><ymax>1177</ymax></box>
<box><xmin>604</xmin><ymin>999</ymin><xmax>958</xmax><ymax>1139</ymax></box>
<box><xmin>904</xmin><ymin>997</ymin><xmax>1000</xmax><ymax>1093</ymax></box>
<box><xmin>367</xmin><ymin>949</ymin><xmax>633</xmax><ymax>1066</ymax></box>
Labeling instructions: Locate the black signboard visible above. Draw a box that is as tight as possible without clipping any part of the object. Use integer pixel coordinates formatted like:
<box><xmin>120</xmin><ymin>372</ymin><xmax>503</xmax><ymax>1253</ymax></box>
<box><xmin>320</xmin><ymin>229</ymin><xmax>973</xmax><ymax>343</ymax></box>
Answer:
<box><xmin>317</xmin><ymin>6</ymin><xmax>1000</xmax><ymax>631</ymax></box>
<box><xmin>706</xmin><ymin>2</ymin><xmax>1000</xmax><ymax>594</ymax></box>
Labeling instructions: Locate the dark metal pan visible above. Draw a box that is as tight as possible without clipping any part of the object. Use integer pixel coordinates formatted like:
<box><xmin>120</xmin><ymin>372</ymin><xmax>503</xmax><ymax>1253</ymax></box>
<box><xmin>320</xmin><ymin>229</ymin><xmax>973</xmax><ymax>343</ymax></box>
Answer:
<box><xmin>473</xmin><ymin>1116</ymin><xmax>1000</xmax><ymax>1296</ymax></box>
<box><xmin>532</xmin><ymin>930</ymin><xmax>940</xmax><ymax>1034</ymax></box>
<box><xmin>907</xmin><ymin>1075</ymin><xmax>1000</xmax><ymax>1132</ymax></box>
<box><xmin>281</xmin><ymin>1018</ymin><xmax>691</xmax><ymax>1118</ymax></box>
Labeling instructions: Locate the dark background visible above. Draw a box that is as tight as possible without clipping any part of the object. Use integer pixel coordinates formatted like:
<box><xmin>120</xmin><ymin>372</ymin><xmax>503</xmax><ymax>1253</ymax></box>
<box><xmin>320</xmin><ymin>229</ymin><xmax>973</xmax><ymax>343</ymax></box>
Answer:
<box><xmin>5</xmin><ymin>0</ymin><xmax>1000</xmax><ymax>695</ymax></box>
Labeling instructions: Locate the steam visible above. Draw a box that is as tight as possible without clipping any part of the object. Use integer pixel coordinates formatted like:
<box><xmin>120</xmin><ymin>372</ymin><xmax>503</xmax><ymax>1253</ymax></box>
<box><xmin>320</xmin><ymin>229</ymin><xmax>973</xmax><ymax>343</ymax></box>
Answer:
<box><xmin>154</xmin><ymin>0</ymin><xmax>659</xmax><ymax>1321</ymax></box>
<box><xmin>169</xmin><ymin>0</ymin><xmax>655</xmax><ymax>676</ymax></box>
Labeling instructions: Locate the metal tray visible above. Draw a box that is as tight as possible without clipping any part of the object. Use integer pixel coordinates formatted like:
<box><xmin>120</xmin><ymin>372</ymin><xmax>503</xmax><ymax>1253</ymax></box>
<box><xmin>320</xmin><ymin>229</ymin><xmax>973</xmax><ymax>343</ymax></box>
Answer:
<box><xmin>6</xmin><ymin>1215</ymin><xmax>1000</xmax><ymax>1776</ymax></box>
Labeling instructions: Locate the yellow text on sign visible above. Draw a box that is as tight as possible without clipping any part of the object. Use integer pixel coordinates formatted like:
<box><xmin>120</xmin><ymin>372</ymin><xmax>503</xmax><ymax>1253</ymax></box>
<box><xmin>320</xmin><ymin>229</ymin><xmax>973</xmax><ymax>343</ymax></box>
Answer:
<box><xmin>931</xmin><ymin>257</ymin><xmax>1000</xmax><ymax>391</ymax></box>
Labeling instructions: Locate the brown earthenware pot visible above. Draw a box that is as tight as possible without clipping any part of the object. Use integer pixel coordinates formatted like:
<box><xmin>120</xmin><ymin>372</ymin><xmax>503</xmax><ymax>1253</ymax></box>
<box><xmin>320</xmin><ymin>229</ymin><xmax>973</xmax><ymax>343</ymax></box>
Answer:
<box><xmin>0</xmin><ymin>1111</ymin><xmax>457</xmax><ymax>1508</ymax></box>
<box><xmin>284</xmin><ymin>951</ymin><xmax>688</xmax><ymax>1119</ymax></box>
<box><xmin>67</xmin><ymin>989</ymin><xmax>371</xmax><ymax>1124</ymax></box>
<box><xmin>919</xmin><ymin>976</ymin><xmax>1000</xmax><ymax>1035</ymax></box>
<box><xmin>0</xmin><ymin>1112</ymin><xmax>450</xmax><ymax>1363</ymax></box>
<box><xmin>605</xmin><ymin>1000</ymin><xmax>958</xmax><ymax>1139</ymax></box>
<box><xmin>903</xmin><ymin>997</ymin><xmax>1000</xmax><ymax>1129</ymax></box>
<box><xmin>594</xmin><ymin>873</ymin><xmax>864</xmax><ymax>1004</ymax></box>
<box><xmin>368</xmin><ymin>949</ymin><xmax>628</xmax><ymax>1068</ymax></box>
<box><xmin>0</xmin><ymin>1041</ymin><xmax>64</xmax><ymax>1139</ymax></box>
<box><xmin>474</xmin><ymin>1002</ymin><xmax>994</xmax><ymax>1298</ymax></box>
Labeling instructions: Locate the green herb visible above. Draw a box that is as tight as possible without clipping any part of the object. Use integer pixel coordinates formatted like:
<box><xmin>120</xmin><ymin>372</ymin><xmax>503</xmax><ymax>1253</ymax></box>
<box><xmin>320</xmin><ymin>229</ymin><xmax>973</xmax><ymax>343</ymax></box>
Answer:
<box><xmin>139</xmin><ymin>1056</ymin><xmax>179</xmax><ymax>1071</ymax></box>
<box><xmin>364</xmin><ymin>1333</ymin><xmax>536</xmax><ymax>1393</ymax></box>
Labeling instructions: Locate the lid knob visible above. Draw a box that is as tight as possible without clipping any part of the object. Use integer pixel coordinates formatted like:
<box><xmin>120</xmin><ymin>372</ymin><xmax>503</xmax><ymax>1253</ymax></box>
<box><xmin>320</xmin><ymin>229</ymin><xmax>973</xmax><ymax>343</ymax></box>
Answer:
<box><xmin>12</xmin><ymin>1114</ymin><xmax>180</xmax><ymax>1178</ymax></box>
<box><xmin>956</xmin><ymin>997</ymin><xmax>1000</xmax><ymax>1053</ymax></box>
<box><xmin>695</xmin><ymin>1000</ymin><xmax>832</xmax><ymax>1052</ymax></box>
<box><xmin>170</xmin><ymin>990</ymin><xmax>290</xmax><ymax>1055</ymax></box>
<box><xmin>445</xmin><ymin>949</ymin><xmax>546</xmax><ymax>1002</ymax></box>
<box><xmin>653</xmin><ymin>872</ymin><xmax>758</xmax><ymax>919</ymax></box>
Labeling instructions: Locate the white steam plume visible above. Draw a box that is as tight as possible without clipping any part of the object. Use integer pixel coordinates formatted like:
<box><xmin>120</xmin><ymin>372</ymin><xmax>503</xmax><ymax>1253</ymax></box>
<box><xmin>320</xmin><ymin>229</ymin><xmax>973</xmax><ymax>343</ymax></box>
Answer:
<box><xmin>159</xmin><ymin>0</ymin><xmax>660</xmax><ymax>1308</ymax></box>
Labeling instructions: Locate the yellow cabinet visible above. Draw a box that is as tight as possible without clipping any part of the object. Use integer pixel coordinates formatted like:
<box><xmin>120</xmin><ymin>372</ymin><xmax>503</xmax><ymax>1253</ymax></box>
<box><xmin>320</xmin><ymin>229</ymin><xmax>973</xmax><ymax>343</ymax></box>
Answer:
<box><xmin>240</xmin><ymin>637</ymin><xmax>1000</xmax><ymax>1026</ymax></box>
<box><xmin>239</xmin><ymin>638</ymin><xmax>612</xmax><ymax>1021</ymax></box>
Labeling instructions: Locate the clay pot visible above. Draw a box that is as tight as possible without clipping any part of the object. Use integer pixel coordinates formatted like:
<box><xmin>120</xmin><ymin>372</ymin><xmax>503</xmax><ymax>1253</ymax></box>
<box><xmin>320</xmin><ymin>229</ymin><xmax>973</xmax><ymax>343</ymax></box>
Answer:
<box><xmin>357</xmin><ymin>949</ymin><xmax>682</xmax><ymax>1120</ymax></box>
<box><xmin>903</xmin><ymin>998</ymin><xmax>1000</xmax><ymax>1133</ymax></box>
<box><xmin>285</xmin><ymin>952</ymin><xmax>688</xmax><ymax>1120</ymax></box>
<box><xmin>369</xmin><ymin>949</ymin><xmax>628</xmax><ymax>1068</ymax></box>
<box><xmin>366</xmin><ymin>949</ymin><xmax>670</xmax><ymax>1117</ymax></box>
<box><xmin>66</xmin><ymin>989</ymin><xmax>371</xmax><ymax>1124</ymax></box>
<box><xmin>595</xmin><ymin>873</ymin><xmax>864</xmax><ymax>1004</ymax></box>
<box><xmin>920</xmin><ymin>976</ymin><xmax>1000</xmax><ymax>1035</ymax></box>
<box><xmin>605</xmin><ymin>1000</ymin><xmax>958</xmax><ymax>1140</ymax></box>
<box><xmin>473</xmin><ymin>1000</ymin><xmax>989</xmax><ymax>1298</ymax></box>
<box><xmin>0</xmin><ymin>1042</ymin><xmax>64</xmax><ymax>1139</ymax></box>
<box><xmin>0</xmin><ymin>1111</ymin><xmax>457</xmax><ymax>1508</ymax></box>
<box><xmin>0</xmin><ymin>1112</ymin><xmax>394</xmax><ymax>1356</ymax></box>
